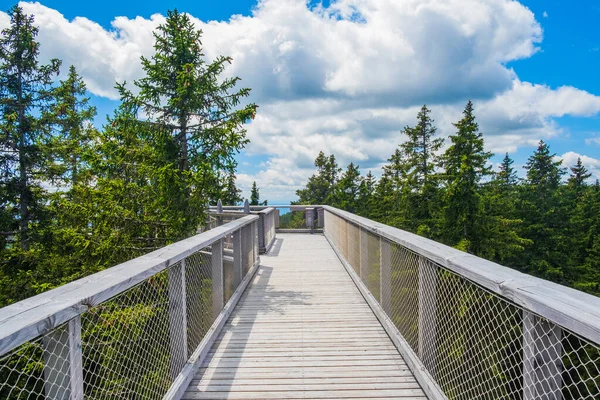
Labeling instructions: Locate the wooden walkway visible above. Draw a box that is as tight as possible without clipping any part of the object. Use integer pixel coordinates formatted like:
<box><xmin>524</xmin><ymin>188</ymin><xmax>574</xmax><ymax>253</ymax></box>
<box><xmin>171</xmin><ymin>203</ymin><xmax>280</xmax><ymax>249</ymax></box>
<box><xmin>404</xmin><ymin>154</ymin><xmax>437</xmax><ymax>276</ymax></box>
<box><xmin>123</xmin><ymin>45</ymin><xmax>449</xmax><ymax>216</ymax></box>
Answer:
<box><xmin>183</xmin><ymin>234</ymin><xmax>427</xmax><ymax>399</ymax></box>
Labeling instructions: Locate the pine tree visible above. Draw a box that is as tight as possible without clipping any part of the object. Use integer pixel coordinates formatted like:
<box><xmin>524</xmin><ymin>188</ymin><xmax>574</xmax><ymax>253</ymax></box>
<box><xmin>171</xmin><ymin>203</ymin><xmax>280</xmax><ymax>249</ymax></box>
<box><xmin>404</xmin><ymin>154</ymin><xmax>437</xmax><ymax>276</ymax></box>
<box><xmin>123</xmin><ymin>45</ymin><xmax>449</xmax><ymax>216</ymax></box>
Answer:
<box><xmin>223</xmin><ymin>171</ymin><xmax>242</xmax><ymax>205</ymax></box>
<box><xmin>333</xmin><ymin>162</ymin><xmax>362</xmax><ymax>213</ymax></box>
<box><xmin>357</xmin><ymin>171</ymin><xmax>376</xmax><ymax>217</ymax></box>
<box><xmin>0</xmin><ymin>5</ymin><xmax>60</xmax><ymax>250</ymax></box>
<box><xmin>47</xmin><ymin>65</ymin><xmax>96</xmax><ymax>187</ymax></box>
<box><xmin>568</xmin><ymin>157</ymin><xmax>591</xmax><ymax>199</ymax></box>
<box><xmin>118</xmin><ymin>9</ymin><xmax>256</xmax><ymax>236</ymax></box>
<box><xmin>400</xmin><ymin>105</ymin><xmax>443</xmax><ymax>232</ymax></box>
<box><xmin>478</xmin><ymin>153</ymin><xmax>531</xmax><ymax>264</ymax></box>
<box><xmin>250</xmin><ymin>181</ymin><xmax>260</xmax><ymax>206</ymax></box>
<box><xmin>497</xmin><ymin>153</ymin><xmax>519</xmax><ymax>189</ymax></box>
<box><xmin>520</xmin><ymin>141</ymin><xmax>567</xmax><ymax>281</ymax></box>
<box><xmin>296</xmin><ymin>152</ymin><xmax>340</xmax><ymax>204</ymax></box>
<box><xmin>441</xmin><ymin>101</ymin><xmax>492</xmax><ymax>252</ymax></box>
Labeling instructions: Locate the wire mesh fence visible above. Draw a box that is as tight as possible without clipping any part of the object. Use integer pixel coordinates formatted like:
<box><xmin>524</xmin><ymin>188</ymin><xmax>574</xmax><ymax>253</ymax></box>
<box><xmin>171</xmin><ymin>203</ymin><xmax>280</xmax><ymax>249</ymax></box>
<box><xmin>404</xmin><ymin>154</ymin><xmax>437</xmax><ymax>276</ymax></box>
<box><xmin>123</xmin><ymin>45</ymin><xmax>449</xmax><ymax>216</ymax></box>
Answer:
<box><xmin>0</xmin><ymin>218</ymin><xmax>259</xmax><ymax>400</ymax></box>
<box><xmin>324</xmin><ymin>209</ymin><xmax>600</xmax><ymax>400</ymax></box>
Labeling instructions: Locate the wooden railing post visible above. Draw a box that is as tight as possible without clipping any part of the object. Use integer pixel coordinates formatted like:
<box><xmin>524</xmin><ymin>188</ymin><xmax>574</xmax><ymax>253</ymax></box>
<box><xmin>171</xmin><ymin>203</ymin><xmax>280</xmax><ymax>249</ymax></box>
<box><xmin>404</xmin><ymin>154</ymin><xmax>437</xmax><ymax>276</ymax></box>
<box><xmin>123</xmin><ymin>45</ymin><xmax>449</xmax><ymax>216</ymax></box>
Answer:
<box><xmin>317</xmin><ymin>207</ymin><xmax>324</xmax><ymax>228</ymax></box>
<box><xmin>233</xmin><ymin>229</ymin><xmax>242</xmax><ymax>286</ymax></box>
<box><xmin>418</xmin><ymin>257</ymin><xmax>437</xmax><ymax>374</ymax></box>
<box><xmin>212</xmin><ymin>239</ymin><xmax>224</xmax><ymax>320</ymax></box>
<box><xmin>216</xmin><ymin>199</ymin><xmax>223</xmax><ymax>226</ymax></box>
<box><xmin>359</xmin><ymin>227</ymin><xmax>368</xmax><ymax>282</ymax></box>
<box><xmin>43</xmin><ymin>317</ymin><xmax>84</xmax><ymax>400</ymax></box>
<box><xmin>257</xmin><ymin>213</ymin><xmax>266</xmax><ymax>254</ymax></box>
<box><xmin>380</xmin><ymin>237</ymin><xmax>391</xmax><ymax>313</ymax></box>
<box><xmin>168</xmin><ymin>260</ymin><xmax>188</xmax><ymax>379</ymax></box>
<box><xmin>306</xmin><ymin>208</ymin><xmax>315</xmax><ymax>233</ymax></box>
<box><xmin>523</xmin><ymin>312</ymin><xmax>563</xmax><ymax>400</ymax></box>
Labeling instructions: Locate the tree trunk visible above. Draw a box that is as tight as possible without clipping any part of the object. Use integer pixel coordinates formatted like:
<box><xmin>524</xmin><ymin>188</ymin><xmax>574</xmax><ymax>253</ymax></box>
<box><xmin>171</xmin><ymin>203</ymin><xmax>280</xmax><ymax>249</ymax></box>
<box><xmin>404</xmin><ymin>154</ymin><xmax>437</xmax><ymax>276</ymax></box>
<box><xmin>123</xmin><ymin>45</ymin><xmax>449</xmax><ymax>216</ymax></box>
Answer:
<box><xmin>17</xmin><ymin>68</ymin><xmax>30</xmax><ymax>251</ymax></box>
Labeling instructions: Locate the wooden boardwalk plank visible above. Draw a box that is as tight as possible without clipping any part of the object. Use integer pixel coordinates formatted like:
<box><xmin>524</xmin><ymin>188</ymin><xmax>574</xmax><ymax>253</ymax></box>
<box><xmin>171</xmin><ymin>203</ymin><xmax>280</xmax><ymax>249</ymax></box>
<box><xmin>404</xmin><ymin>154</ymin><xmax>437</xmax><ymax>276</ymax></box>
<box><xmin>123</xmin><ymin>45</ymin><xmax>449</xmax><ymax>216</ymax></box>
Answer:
<box><xmin>185</xmin><ymin>234</ymin><xmax>427</xmax><ymax>399</ymax></box>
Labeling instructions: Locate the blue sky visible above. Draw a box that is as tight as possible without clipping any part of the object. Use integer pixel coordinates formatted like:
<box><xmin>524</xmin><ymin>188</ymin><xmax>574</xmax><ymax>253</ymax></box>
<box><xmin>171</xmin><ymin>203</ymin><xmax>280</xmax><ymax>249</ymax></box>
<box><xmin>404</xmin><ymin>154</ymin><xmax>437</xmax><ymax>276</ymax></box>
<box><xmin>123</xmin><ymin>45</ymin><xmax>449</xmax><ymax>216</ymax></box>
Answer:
<box><xmin>1</xmin><ymin>0</ymin><xmax>599</xmax><ymax>202</ymax></box>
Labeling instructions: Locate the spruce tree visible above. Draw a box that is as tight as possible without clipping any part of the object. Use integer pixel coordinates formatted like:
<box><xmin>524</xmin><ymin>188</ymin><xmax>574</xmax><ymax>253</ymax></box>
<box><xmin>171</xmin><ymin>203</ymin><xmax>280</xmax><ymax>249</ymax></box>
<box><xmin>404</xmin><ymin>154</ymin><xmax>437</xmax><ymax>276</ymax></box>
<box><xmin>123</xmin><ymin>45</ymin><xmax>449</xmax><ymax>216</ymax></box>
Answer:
<box><xmin>568</xmin><ymin>157</ymin><xmax>591</xmax><ymax>199</ymax></box>
<box><xmin>497</xmin><ymin>153</ymin><xmax>519</xmax><ymax>189</ymax></box>
<box><xmin>47</xmin><ymin>65</ymin><xmax>97</xmax><ymax>186</ymax></box>
<box><xmin>400</xmin><ymin>105</ymin><xmax>443</xmax><ymax>189</ymax></box>
<box><xmin>400</xmin><ymin>105</ymin><xmax>443</xmax><ymax>232</ymax></box>
<box><xmin>223</xmin><ymin>171</ymin><xmax>242</xmax><ymax>205</ymax></box>
<box><xmin>357</xmin><ymin>171</ymin><xmax>376</xmax><ymax>217</ymax></box>
<box><xmin>118</xmin><ymin>9</ymin><xmax>256</xmax><ymax>236</ymax></box>
<box><xmin>478</xmin><ymin>153</ymin><xmax>531</xmax><ymax>264</ymax></box>
<box><xmin>250</xmin><ymin>181</ymin><xmax>260</xmax><ymax>206</ymax></box>
<box><xmin>0</xmin><ymin>5</ymin><xmax>60</xmax><ymax>250</ymax></box>
<box><xmin>296</xmin><ymin>152</ymin><xmax>340</xmax><ymax>204</ymax></box>
<box><xmin>441</xmin><ymin>101</ymin><xmax>492</xmax><ymax>252</ymax></box>
<box><xmin>520</xmin><ymin>141</ymin><xmax>567</xmax><ymax>280</ymax></box>
<box><xmin>333</xmin><ymin>162</ymin><xmax>362</xmax><ymax>213</ymax></box>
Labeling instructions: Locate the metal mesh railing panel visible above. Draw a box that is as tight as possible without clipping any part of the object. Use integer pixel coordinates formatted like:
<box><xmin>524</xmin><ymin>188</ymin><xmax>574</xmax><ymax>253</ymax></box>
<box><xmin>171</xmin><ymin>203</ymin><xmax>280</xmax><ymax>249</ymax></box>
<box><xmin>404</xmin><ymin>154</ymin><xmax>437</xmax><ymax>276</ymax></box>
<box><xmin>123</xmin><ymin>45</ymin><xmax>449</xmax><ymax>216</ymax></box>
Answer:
<box><xmin>324</xmin><ymin>210</ymin><xmax>600</xmax><ymax>400</ymax></box>
<box><xmin>365</xmin><ymin>230</ymin><xmax>381</xmax><ymax>302</ymax></box>
<box><xmin>185</xmin><ymin>249</ymin><xmax>214</xmax><ymax>355</ymax></box>
<box><xmin>388</xmin><ymin>240</ymin><xmax>420</xmax><ymax>352</ymax></box>
<box><xmin>347</xmin><ymin>223</ymin><xmax>360</xmax><ymax>276</ymax></box>
<box><xmin>0</xmin><ymin>325</ymin><xmax>72</xmax><ymax>400</ymax></box>
<box><xmin>80</xmin><ymin>265</ymin><xmax>176</xmax><ymax>399</ymax></box>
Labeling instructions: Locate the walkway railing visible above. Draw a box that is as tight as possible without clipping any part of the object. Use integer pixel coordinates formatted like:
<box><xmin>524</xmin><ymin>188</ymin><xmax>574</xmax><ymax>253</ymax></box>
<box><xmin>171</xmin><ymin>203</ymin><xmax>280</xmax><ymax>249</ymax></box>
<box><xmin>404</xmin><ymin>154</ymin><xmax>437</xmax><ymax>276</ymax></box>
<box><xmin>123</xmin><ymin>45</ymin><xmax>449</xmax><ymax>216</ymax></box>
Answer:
<box><xmin>0</xmin><ymin>215</ymin><xmax>260</xmax><ymax>400</ymax></box>
<box><xmin>323</xmin><ymin>206</ymin><xmax>600</xmax><ymax>400</ymax></box>
<box><xmin>208</xmin><ymin>202</ymin><xmax>276</xmax><ymax>253</ymax></box>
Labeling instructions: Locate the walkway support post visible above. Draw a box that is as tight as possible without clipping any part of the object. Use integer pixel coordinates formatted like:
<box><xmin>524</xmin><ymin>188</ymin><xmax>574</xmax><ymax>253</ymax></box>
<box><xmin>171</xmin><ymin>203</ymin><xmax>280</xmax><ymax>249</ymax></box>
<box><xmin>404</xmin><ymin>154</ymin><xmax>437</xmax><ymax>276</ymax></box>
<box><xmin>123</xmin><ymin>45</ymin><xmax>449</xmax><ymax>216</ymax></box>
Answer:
<box><xmin>523</xmin><ymin>312</ymin><xmax>563</xmax><ymax>400</ymax></box>
<box><xmin>418</xmin><ymin>257</ymin><xmax>437</xmax><ymax>375</ymax></box>
<box><xmin>380</xmin><ymin>237</ymin><xmax>391</xmax><ymax>313</ymax></box>
<box><xmin>43</xmin><ymin>317</ymin><xmax>84</xmax><ymax>400</ymax></box>
<box><xmin>233</xmin><ymin>229</ymin><xmax>243</xmax><ymax>286</ymax></box>
<box><xmin>359</xmin><ymin>227</ymin><xmax>368</xmax><ymax>282</ymax></box>
<box><xmin>212</xmin><ymin>239</ymin><xmax>224</xmax><ymax>320</ymax></box>
<box><xmin>168</xmin><ymin>260</ymin><xmax>188</xmax><ymax>379</ymax></box>
<box><xmin>306</xmin><ymin>208</ymin><xmax>315</xmax><ymax>233</ymax></box>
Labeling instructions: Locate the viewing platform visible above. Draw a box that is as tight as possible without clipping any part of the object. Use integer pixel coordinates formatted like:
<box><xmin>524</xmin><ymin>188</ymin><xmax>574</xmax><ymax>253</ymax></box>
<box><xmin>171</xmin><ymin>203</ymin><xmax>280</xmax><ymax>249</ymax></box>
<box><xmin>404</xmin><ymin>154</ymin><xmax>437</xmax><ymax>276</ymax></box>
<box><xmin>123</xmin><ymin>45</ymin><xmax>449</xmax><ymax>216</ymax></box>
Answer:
<box><xmin>1</xmin><ymin>205</ymin><xmax>599</xmax><ymax>399</ymax></box>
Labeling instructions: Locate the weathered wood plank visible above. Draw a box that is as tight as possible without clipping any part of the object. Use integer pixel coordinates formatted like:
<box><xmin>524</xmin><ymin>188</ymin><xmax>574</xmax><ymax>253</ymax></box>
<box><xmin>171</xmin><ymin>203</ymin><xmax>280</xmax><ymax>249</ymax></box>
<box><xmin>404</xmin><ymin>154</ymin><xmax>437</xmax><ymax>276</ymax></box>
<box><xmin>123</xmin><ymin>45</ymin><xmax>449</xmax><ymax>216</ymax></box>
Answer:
<box><xmin>182</xmin><ymin>389</ymin><xmax>427</xmax><ymax>399</ymax></box>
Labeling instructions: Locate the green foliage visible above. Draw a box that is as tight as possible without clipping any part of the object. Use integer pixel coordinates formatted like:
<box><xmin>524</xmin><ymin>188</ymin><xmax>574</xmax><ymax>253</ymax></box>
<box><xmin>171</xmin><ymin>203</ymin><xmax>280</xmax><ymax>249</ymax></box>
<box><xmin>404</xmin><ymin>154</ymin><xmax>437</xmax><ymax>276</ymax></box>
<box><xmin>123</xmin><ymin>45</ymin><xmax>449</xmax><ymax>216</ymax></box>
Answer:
<box><xmin>296</xmin><ymin>104</ymin><xmax>599</xmax><ymax>297</ymax></box>
<box><xmin>440</xmin><ymin>100</ymin><xmax>492</xmax><ymax>252</ymax></box>
<box><xmin>332</xmin><ymin>162</ymin><xmax>362</xmax><ymax>213</ymax></box>
<box><xmin>221</xmin><ymin>171</ymin><xmax>242</xmax><ymax>205</ymax></box>
<box><xmin>250</xmin><ymin>181</ymin><xmax>259</xmax><ymax>205</ymax></box>
<box><xmin>0</xmin><ymin>5</ymin><xmax>60</xmax><ymax>251</ymax></box>
<box><xmin>518</xmin><ymin>141</ymin><xmax>569</xmax><ymax>281</ymax></box>
<box><xmin>118</xmin><ymin>9</ymin><xmax>256</xmax><ymax>234</ymax></box>
<box><xmin>296</xmin><ymin>151</ymin><xmax>340</xmax><ymax>204</ymax></box>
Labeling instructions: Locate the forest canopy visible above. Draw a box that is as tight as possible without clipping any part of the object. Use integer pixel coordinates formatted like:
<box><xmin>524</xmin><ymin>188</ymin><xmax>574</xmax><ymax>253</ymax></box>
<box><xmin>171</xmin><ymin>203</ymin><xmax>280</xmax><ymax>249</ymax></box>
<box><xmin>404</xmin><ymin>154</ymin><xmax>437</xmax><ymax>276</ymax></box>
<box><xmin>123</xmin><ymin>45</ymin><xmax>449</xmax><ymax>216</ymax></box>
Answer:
<box><xmin>295</xmin><ymin>103</ymin><xmax>600</xmax><ymax>296</ymax></box>
<box><xmin>0</xmin><ymin>6</ymin><xmax>256</xmax><ymax>307</ymax></box>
